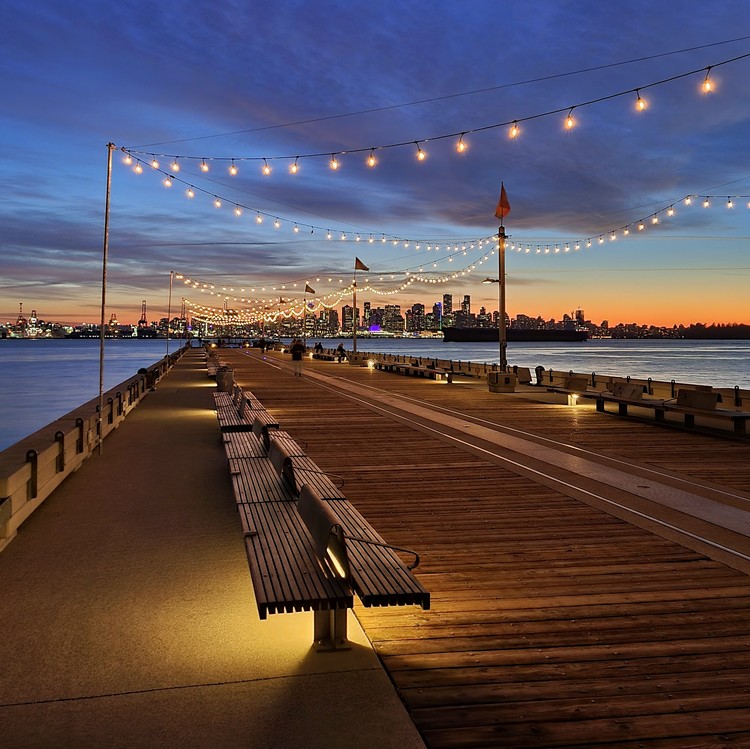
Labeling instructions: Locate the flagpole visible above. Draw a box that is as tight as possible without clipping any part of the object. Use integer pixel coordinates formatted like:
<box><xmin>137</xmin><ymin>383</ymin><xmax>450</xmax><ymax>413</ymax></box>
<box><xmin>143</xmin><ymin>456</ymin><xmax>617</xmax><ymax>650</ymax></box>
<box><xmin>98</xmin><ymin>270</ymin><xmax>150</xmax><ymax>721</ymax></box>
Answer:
<box><xmin>352</xmin><ymin>273</ymin><xmax>358</xmax><ymax>354</ymax></box>
<box><xmin>498</xmin><ymin>224</ymin><xmax>507</xmax><ymax>371</ymax></box>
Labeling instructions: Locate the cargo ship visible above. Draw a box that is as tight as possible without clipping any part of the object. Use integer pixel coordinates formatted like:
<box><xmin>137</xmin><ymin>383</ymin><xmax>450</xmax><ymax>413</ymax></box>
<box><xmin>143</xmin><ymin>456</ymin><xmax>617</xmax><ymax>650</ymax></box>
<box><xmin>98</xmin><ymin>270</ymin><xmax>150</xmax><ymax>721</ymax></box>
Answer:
<box><xmin>442</xmin><ymin>327</ymin><xmax>588</xmax><ymax>343</ymax></box>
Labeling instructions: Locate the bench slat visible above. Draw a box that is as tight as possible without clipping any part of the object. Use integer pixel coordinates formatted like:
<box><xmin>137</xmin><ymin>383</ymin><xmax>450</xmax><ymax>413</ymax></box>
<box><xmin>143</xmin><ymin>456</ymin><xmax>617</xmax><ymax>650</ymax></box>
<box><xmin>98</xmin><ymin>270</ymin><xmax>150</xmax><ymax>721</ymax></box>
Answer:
<box><xmin>238</xmin><ymin>502</ymin><xmax>353</xmax><ymax>619</ymax></box>
<box><xmin>229</xmin><ymin>458</ymin><xmax>296</xmax><ymax>504</ymax></box>
<box><xmin>223</xmin><ymin>431</ymin><xmax>266</xmax><ymax>459</ymax></box>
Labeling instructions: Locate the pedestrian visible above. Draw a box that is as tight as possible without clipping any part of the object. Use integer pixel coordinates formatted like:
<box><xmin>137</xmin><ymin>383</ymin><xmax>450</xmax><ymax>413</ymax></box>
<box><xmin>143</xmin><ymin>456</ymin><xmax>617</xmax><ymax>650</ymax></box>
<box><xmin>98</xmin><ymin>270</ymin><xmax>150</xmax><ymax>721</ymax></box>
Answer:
<box><xmin>290</xmin><ymin>338</ymin><xmax>306</xmax><ymax>377</ymax></box>
<box><xmin>336</xmin><ymin>343</ymin><xmax>346</xmax><ymax>363</ymax></box>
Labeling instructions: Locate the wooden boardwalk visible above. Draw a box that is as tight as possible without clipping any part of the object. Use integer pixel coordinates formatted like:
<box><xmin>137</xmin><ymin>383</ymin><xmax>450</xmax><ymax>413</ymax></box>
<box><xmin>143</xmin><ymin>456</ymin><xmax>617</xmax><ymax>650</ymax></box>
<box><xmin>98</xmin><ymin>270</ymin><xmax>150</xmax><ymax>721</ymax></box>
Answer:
<box><xmin>220</xmin><ymin>349</ymin><xmax>750</xmax><ymax>748</ymax></box>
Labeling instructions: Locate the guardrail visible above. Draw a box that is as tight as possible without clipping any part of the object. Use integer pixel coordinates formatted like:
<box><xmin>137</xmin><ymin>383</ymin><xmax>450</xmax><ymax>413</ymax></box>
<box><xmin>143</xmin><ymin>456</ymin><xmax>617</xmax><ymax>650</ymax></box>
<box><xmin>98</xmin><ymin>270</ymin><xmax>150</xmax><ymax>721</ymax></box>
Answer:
<box><xmin>0</xmin><ymin>348</ymin><xmax>186</xmax><ymax>552</ymax></box>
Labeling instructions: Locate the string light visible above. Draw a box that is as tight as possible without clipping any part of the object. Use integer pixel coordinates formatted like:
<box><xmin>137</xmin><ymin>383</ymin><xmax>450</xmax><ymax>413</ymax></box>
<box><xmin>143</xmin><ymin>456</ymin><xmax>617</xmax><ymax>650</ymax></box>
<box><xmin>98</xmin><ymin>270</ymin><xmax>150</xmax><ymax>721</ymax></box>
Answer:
<box><xmin>702</xmin><ymin>67</ymin><xmax>713</xmax><ymax>93</ymax></box>
<box><xmin>703</xmin><ymin>198</ymin><xmax>710</xmax><ymax>208</ymax></box>
<box><xmin>262</xmin><ymin>159</ymin><xmax>271</xmax><ymax>176</ymax></box>
<box><xmin>213</xmin><ymin>197</ymin><xmax>221</xmax><ymax>208</ymax></box>
<box><xmin>635</xmin><ymin>89</ymin><xmax>647</xmax><ymax>111</ymax></box>
<box><xmin>229</xmin><ymin>159</ymin><xmax>238</xmax><ymax>176</ymax></box>
<box><xmin>290</xmin><ymin>158</ymin><xmax>299</xmax><ymax>174</ymax></box>
<box><xmin>509</xmin><ymin>121</ymin><xmax>519</xmax><ymax>139</ymax></box>
<box><xmin>171</xmin><ymin>159</ymin><xmax>180</xmax><ymax>172</ymax></box>
<box><xmin>367</xmin><ymin>149</ymin><xmax>377</xmax><ymax>167</ymax></box>
<box><xmin>330</xmin><ymin>154</ymin><xmax>339</xmax><ymax>171</ymax></box>
<box><xmin>133</xmin><ymin>161</ymin><xmax>143</xmax><ymax>173</ymax></box>
<box><xmin>727</xmin><ymin>197</ymin><xmax>734</xmax><ymax>208</ymax></box>
<box><xmin>293</xmin><ymin>223</ymin><xmax>299</xmax><ymax>232</ymax></box>
<box><xmin>186</xmin><ymin>186</ymin><xmax>194</xmax><ymax>198</ymax></box>
<box><xmin>234</xmin><ymin>205</ymin><xmax>242</xmax><ymax>216</ymax></box>
<box><xmin>200</xmin><ymin>159</ymin><xmax>209</xmax><ymax>173</ymax></box>
<box><xmin>456</xmin><ymin>134</ymin><xmax>467</xmax><ymax>153</ymax></box>
<box><xmin>415</xmin><ymin>142</ymin><xmax>426</xmax><ymax>161</ymax></box>
<box><xmin>685</xmin><ymin>195</ymin><xmax>692</xmax><ymax>205</ymax></box>
<box><xmin>255</xmin><ymin>212</ymin><xmax>263</xmax><ymax>223</ymax></box>
<box><xmin>163</xmin><ymin>176</ymin><xmax>172</xmax><ymax>187</ymax></box>
<box><xmin>667</xmin><ymin>205</ymin><xmax>674</xmax><ymax>216</ymax></box>
<box><xmin>564</xmin><ymin>108</ymin><xmax>576</xmax><ymax>129</ymax></box>
<box><xmin>123</xmin><ymin>153</ymin><xmax>133</xmax><ymax>165</ymax></box>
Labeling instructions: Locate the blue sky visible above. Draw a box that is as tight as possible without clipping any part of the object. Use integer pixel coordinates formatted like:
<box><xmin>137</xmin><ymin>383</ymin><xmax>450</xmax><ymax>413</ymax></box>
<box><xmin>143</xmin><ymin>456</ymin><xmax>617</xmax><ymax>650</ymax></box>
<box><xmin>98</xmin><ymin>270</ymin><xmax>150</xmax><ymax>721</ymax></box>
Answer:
<box><xmin>2</xmin><ymin>0</ymin><xmax>750</xmax><ymax>326</ymax></box>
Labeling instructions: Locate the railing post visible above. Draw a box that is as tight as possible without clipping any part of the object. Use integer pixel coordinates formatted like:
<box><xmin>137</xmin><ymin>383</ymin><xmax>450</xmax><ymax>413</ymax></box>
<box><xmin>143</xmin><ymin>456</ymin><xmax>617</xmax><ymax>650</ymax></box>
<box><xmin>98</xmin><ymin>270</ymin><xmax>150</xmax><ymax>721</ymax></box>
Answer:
<box><xmin>26</xmin><ymin>449</ymin><xmax>38</xmax><ymax>499</ymax></box>
<box><xmin>55</xmin><ymin>431</ymin><xmax>65</xmax><ymax>472</ymax></box>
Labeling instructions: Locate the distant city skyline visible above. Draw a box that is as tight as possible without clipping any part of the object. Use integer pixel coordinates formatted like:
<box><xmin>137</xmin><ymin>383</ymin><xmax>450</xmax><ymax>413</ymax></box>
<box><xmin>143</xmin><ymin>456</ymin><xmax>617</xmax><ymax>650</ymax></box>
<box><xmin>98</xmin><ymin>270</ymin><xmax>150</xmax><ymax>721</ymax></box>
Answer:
<box><xmin>2</xmin><ymin>2</ymin><xmax>750</xmax><ymax>328</ymax></box>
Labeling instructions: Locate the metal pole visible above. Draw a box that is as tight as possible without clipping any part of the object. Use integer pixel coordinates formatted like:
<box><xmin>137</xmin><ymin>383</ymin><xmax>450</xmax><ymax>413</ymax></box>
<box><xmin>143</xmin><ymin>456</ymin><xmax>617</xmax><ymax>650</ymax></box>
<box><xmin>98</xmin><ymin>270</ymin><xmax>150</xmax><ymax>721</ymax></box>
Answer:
<box><xmin>352</xmin><ymin>277</ymin><xmax>358</xmax><ymax>353</ymax></box>
<box><xmin>303</xmin><ymin>291</ymin><xmax>307</xmax><ymax>345</ymax></box>
<box><xmin>166</xmin><ymin>270</ymin><xmax>173</xmax><ymax>357</ymax></box>
<box><xmin>498</xmin><ymin>225</ymin><xmax>507</xmax><ymax>371</ymax></box>
<box><xmin>98</xmin><ymin>143</ymin><xmax>115</xmax><ymax>455</ymax></box>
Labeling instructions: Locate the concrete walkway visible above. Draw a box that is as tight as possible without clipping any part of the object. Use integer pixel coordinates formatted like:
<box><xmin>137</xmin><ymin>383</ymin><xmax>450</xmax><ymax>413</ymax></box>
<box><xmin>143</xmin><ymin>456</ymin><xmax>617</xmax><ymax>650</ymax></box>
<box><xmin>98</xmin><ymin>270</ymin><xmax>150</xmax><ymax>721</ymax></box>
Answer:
<box><xmin>0</xmin><ymin>350</ymin><xmax>424</xmax><ymax>749</ymax></box>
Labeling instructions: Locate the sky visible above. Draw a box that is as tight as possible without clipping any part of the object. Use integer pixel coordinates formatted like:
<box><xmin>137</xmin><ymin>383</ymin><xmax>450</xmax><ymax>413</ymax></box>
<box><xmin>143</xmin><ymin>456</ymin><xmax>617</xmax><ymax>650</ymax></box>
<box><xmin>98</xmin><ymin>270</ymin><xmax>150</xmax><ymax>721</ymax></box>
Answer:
<box><xmin>1</xmin><ymin>0</ymin><xmax>750</xmax><ymax>328</ymax></box>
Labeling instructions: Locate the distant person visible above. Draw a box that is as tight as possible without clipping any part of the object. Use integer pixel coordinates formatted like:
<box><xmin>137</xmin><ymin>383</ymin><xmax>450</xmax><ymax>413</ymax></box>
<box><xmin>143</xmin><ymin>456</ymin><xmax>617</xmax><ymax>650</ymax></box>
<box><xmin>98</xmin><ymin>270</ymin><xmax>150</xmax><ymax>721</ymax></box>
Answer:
<box><xmin>336</xmin><ymin>343</ymin><xmax>346</xmax><ymax>363</ymax></box>
<box><xmin>257</xmin><ymin>338</ymin><xmax>266</xmax><ymax>353</ymax></box>
<box><xmin>314</xmin><ymin>341</ymin><xmax>324</xmax><ymax>354</ymax></box>
<box><xmin>290</xmin><ymin>338</ymin><xmax>306</xmax><ymax>377</ymax></box>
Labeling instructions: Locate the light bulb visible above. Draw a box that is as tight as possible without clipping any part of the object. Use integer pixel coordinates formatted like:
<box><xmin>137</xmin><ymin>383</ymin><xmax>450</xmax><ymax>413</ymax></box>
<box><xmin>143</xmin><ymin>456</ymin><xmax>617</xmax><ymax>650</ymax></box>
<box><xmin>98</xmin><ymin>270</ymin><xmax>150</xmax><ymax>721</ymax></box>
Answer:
<box><xmin>134</xmin><ymin>162</ymin><xmax>143</xmax><ymax>174</ymax></box>
<box><xmin>171</xmin><ymin>159</ymin><xmax>180</xmax><ymax>172</ymax></box>
<box><xmin>330</xmin><ymin>155</ymin><xmax>339</xmax><ymax>171</ymax></box>
<box><xmin>123</xmin><ymin>154</ymin><xmax>133</xmax><ymax>165</ymax></box>
<box><xmin>702</xmin><ymin>68</ymin><xmax>713</xmax><ymax>93</ymax></box>
<box><xmin>638</xmin><ymin>222</ymin><xmax>645</xmax><ymax>230</ymax></box>
<box><xmin>256</xmin><ymin>213</ymin><xmax>263</xmax><ymax>223</ymax></box>
<box><xmin>201</xmin><ymin>160</ymin><xmax>209</xmax><ymax>172</ymax></box>
<box><xmin>234</xmin><ymin>206</ymin><xmax>242</xmax><ymax>216</ymax></box>
<box><xmin>635</xmin><ymin>90</ymin><xmax>647</xmax><ymax>111</ymax></box>
<box><xmin>186</xmin><ymin>187</ymin><xmax>194</xmax><ymax>198</ymax></box>
<box><xmin>509</xmin><ymin>121</ymin><xmax>519</xmax><ymax>139</ymax></box>
<box><xmin>229</xmin><ymin>160</ymin><xmax>238</xmax><ymax>176</ymax></box>
<box><xmin>727</xmin><ymin>197</ymin><xmax>734</xmax><ymax>208</ymax></box>
<box><xmin>456</xmin><ymin>135</ymin><xmax>467</xmax><ymax>153</ymax></box>
<box><xmin>293</xmin><ymin>223</ymin><xmax>299</xmax><ymax>232</ymax></box>
<box><xmin>667</xmin><ymin>206</ymin><xmax>674</xmax><ymax>217</ymax></box>
<box><xmin>565</xmin><ymin>109</ymin><xmax>575</xmax><ymax>129</ymax></box>
<box><xmin>416</xmin><ymin>144</ymin><xmax>426</xmax><ymax>161</ymax></box>
<box><xmin>367</xmin><ymin>149</ymin><xmax>377</xmax><ymax>167</ymax></box>
<box><xmin>262</xmin><ymin>160</ymin><xmax>271</xmax><ymax>176</ymax></box>
<box><xmin>151</xmin><ymin>158</ymin><xmax>159</xmax><ymax>169</ymax></box>
<box><xmin>290</xmin><ymin>158</ymin><xmax>299</xmax><ymax>174</ymax></box>
<box><xmin>163</xmin><ymin>176</ymin><xmax>172</xmax><ymax>187</ymax></box>
<box><xmin>214</xmin><ymin>197</ymin><xmax>221</xmax><ymax>208</ymax></box>
<box><xmin>685</xmin><ymin>196</ymin><xmax>692</xmax><ymax>205</ymax></box>
<box><xmin>274</xmin><ymin>218</ymin><xmax>281</xmax><ymax>228</ymax></box>
<box><xmin>651</xmin><ymin>215</ymin><xmax>659</xmax><ymax>224</ymax></box>
<box><xmin>703</xmin><ymin>198</ymin><xmax>710</xmax><ymax>208</ymax></box>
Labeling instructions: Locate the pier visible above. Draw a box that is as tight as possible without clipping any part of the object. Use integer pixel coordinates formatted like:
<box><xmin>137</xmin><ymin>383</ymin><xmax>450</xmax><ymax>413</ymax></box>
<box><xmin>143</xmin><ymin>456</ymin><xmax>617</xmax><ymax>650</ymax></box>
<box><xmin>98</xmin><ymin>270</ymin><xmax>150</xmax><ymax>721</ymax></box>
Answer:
<box><xmin>2</xmin><ymin>346</ymin><xmax>750</xmax><ymax>747</ymax></box>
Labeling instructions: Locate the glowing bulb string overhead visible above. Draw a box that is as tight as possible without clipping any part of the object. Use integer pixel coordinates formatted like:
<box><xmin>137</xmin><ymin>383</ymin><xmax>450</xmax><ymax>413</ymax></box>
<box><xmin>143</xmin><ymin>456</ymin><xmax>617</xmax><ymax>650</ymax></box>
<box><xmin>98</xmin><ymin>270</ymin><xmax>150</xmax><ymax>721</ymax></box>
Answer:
<box><xmin>120</xmin><ymin>53</ymin><xmax>749</xmax><ymax>172</ymax></box>
<box><xmin>504</xmin><ymin>192</ymin><xmax>750</xmax><ymax>254</ymax></box>
<box><xmin>119</xmin><ymin>152</ymin><xmax>497</xmax><ymax>250</ymax></box>
<box><xmin>125</xmin><ymin>150</ymin><xmax>750</xmax><ymax>263</ymax></box>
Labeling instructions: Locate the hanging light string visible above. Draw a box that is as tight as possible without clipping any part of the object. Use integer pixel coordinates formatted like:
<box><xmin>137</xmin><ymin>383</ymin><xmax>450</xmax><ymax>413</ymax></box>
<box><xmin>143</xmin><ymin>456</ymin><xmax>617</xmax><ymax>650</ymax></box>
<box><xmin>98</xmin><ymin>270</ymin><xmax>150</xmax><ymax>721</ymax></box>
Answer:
<box><xmin>120</xmin><ymin>53</ymin><xmax>749</xmax><ymax>170</ymax></box>
<box><xmin>120</xmin><ymin>152</ymin><xmax>497</xmax><ymax>249</ymax></box>
<box><xmin>504</xmin><ymin>192</ymin><xmax>750</xmax><ymax>254</ymax></box>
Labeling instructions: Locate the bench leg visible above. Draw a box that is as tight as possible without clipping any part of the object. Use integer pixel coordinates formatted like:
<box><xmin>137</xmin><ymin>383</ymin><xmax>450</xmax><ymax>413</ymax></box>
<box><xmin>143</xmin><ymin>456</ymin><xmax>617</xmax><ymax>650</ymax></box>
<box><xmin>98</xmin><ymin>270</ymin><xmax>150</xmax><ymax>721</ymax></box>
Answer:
<box><xmin>618</xmin><ymin>403</ymin><xmax>628</xmax><ymax>416</ymax></box>
<box><xmin>596</xmin><ymin>399</ymin><xmax>605</xmax><ymax>412</ymax></box>
<box><xmin>314</xmin><ymin>608</ymin><xmax>350</xmax><ymax>651</ymax></box>
<box><xmin>684</xmin><ymin>413</ymin><xmax>695</xmax><ymax>428</ymax></box>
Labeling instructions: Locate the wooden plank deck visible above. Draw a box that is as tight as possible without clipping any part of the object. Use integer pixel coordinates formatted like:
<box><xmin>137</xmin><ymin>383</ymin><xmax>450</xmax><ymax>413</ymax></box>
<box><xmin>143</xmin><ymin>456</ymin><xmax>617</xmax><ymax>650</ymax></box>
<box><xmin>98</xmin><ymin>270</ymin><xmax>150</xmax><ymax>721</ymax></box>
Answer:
<box><xmin>218</xmin><ymin>348</ymin><xmax>750</xmax><ymax>748</ymax></box>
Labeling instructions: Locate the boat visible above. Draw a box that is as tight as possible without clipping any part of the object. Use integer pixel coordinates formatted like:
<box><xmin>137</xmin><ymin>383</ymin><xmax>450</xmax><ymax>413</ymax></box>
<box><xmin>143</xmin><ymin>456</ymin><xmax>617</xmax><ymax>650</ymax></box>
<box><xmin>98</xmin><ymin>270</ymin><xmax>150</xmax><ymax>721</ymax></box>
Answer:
<box><xmin>442</xmin><ymin>327</ymin><xmax>588</xmax><ymax>343</ymax></box>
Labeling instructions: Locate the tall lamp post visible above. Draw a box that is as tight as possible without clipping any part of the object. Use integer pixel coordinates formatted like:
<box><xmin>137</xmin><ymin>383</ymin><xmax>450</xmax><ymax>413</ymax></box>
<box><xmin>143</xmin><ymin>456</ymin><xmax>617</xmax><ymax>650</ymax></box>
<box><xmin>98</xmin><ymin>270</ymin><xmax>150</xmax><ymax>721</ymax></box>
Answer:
<box><xmin>494</xmin><ymin>183</ymin><xmax>511</xmax><ymax>371</ymax></box>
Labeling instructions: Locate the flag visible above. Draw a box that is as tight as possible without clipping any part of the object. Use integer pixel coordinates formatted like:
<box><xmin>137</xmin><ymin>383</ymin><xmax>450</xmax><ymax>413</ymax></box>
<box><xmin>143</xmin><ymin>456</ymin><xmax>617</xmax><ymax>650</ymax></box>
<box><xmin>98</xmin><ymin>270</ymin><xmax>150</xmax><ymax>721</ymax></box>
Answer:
<box><xmin>354</xmin><ymin>257</ymin><xmax>369</xmax><ymax>271</ymax></box>
<box><xmin>494</xmin><ymin>182</ymin><xmax>510</xmax><ymax>221</ymax></box>
<box><xmin>304</xmin><ymin>283</ymin><xmax>315</xmax><ymax>294</ymax></box>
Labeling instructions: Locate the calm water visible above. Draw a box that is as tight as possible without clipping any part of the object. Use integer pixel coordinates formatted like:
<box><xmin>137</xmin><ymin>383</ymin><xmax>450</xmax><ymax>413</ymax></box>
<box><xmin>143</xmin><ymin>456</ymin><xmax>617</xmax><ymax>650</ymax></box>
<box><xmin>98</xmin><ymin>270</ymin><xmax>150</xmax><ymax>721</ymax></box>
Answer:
<box><xmin>0</xmin><ymin>339</ymin><xmax>183</xmax><ymax>450</ymax></box>
<box><xmin>0</xmin><ymin>337</ymin><xmax>748</xmax><ymax>451</ymax></box>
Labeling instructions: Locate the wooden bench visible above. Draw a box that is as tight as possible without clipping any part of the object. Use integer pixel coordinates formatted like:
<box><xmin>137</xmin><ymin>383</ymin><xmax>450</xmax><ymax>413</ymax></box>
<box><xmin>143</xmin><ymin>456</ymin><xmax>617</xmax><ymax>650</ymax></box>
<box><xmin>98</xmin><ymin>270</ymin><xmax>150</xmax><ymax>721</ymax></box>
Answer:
<box><xmin>375</xmin><ymin>360</ymin><xmax>452</xmax><ymax>383</ymax></box>
<box><xmin>215</xmin><ymin>391</ymin><xmax>429</xmax><ymax>650</ymax></box>
<box><xmin>595</xmin><ymin>382</ymin><xmax>666</xmax><ymax>416</ymax></box>
<box><xmin>312</xmin><ymin>349</ymin><xmax>338</xmax><ymax>361</ymax></box>
<box><xmin>513</xmin><ymin>366</ymin><xmax>533</xmax><ymax>385</ymax></box>
<box><xmin>659</xmin><ymin>388</ymin><xmax>750</xmax><ymax>436</ymax></box>
<box><xmin>298</xmin><ymin>484</ymin><xmax>430</xmax><ymax>610</ymax></box>
<box><xmin>269</xmin><ymin>440</ymin><xmax>346</xmax><ymax>499</ymax></box>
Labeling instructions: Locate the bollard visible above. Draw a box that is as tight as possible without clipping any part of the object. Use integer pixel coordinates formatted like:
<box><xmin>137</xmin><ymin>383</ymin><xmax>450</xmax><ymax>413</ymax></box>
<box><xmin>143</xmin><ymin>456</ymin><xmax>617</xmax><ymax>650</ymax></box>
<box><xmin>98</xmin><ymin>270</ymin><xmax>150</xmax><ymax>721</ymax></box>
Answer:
<box><xmin>216</xmin><ymin>366</ymin><xmax>234</xmax><ymax>392</ymax></box>
<box><xmin>55</xmin><ymin>431</ymin><xmax>65</xmax><ymax>472</ymax></box>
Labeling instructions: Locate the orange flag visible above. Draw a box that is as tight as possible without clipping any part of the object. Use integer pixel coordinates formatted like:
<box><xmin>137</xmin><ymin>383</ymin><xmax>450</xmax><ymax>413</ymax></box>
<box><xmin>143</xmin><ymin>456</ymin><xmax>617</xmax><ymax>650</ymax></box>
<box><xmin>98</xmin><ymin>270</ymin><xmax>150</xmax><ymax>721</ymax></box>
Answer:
<box><xmin>354</xmin><ymin>257</ymin><xmax>369</xmax><ymax>271</ymax></box>
<box><xmin>495</xmin><ymin>182</ymin><xmax>510</xmax><ymax>221</ymax></box>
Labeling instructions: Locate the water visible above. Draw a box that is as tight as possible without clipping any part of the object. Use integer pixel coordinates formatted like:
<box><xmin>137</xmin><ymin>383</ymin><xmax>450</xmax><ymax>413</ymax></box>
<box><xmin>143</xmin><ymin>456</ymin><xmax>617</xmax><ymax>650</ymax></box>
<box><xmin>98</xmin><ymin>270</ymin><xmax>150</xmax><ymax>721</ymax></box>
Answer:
<box><xmin>0</xmin><ymin>339</ymin><xmax>183</xmax><ymax>450</ymax></box>
<box><xmin>0</xmin><ymin>337</ymin><xmax>748</xmax><ymax>451</ymax></box>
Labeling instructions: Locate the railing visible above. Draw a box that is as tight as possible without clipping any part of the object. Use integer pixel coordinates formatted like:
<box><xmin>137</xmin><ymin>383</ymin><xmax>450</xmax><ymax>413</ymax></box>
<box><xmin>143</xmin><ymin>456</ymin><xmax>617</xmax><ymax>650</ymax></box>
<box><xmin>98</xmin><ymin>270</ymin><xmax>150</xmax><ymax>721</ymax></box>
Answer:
<box><xmin>0</xmin><ymin>348</ymin><xmax>187</xmax><ymax>552</ymax></box>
